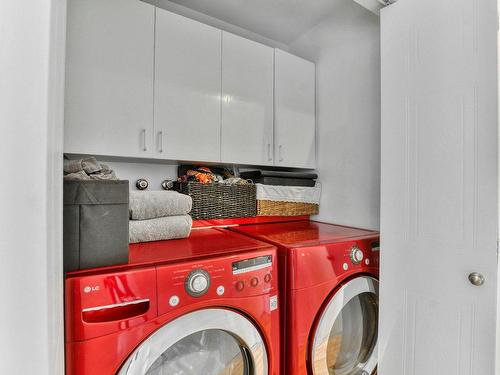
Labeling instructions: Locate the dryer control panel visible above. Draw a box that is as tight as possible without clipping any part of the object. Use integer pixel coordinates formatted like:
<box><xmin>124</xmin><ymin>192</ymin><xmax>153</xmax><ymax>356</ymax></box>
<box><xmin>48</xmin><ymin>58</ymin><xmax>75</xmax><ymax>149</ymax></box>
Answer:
<box><xmin>156</xmin><ymin>249</ymin><xmax>277</xmax><ymax>316</ymax></box>
<box><xmin>290</xmin><ymin>236</ymin><xmax>380</xmax><ymax>290</ymax></box>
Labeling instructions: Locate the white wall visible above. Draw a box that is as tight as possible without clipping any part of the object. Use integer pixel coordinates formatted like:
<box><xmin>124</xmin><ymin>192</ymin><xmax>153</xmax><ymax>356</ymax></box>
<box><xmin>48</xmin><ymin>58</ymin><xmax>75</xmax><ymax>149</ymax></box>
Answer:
<box><xmin>288</xmin><ymin>0</ymin><xmax>381</xmax><ymax>230</ymax></box>
<box><xmin>105</xmin><ymin>161</ymin><xmax>178</xmax><ymax>191</ymax></box>
<box><xmin>0</xmin><ymin>0</ymin><xmax>66</xmax><ymax>374</ymax></box>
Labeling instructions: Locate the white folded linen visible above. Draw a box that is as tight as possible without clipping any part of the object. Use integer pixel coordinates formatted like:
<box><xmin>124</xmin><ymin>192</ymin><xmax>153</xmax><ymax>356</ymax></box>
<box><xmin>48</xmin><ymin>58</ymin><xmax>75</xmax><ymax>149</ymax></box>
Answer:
<box><xmin>129</xmin><ymin>191</ymin><xmax>192</xmax><ymax>220</ymax></box>
<box><xmin>129</xmin><ymin>215</ymin><xmax>193</xmax><ymax>244</ymax></box>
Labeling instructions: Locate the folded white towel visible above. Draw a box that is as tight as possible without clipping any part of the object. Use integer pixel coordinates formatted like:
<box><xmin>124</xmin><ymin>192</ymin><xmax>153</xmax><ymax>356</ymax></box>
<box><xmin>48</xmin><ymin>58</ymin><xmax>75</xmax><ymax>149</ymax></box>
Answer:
<box><xmin>129</xmin><ymin>191</ymin><xmax>192</xmax><ymax>220</ymax></box>
<box><xmin>129</xmin><ymin>215</ymin><xmax>193</xmax><ymax>243</ymax></box>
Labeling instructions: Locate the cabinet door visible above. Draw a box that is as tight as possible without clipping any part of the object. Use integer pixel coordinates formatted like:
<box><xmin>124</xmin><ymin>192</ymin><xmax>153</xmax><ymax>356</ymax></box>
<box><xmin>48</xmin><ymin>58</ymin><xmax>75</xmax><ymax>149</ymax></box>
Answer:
<box><xmin>221</xmin><ymin>32</ymin><xmax>274</xmax><ymax>166</ymax></box>
<box><xmin>65</xmin><ymin>0</ymin><xmax>155</xmax><ymax>157</ymax></box>
<box><xmin>154</xmin><ymin>9</ymin><xmax>221</xmax><ymax>162</ymax></box>
<box><xmin>274</xmin><ymin>49</ymin><xmax>315</xmax><ymax>168</ymax></box>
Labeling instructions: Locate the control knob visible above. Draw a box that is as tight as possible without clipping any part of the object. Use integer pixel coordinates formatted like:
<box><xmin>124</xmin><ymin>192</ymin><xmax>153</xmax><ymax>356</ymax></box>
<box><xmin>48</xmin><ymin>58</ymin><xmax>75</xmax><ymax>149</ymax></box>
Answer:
<box><xmin>350</xmin><ymin>246</ymin><xmax>364</xmax><ymax>265</ymax></box>
<box><xmin>235</xmin><ymin>281</ymin><xmax>245</xmax><ymax>291</ymax></box>
<box><xmin>185</xmin><ymin>269</ymin><xmax>210</xmax><ymax>297</ymax></box>
<box><xmin>250</xmin><ymin>277</ymin><xmax>259</xmax><ymax>287</ymax></box>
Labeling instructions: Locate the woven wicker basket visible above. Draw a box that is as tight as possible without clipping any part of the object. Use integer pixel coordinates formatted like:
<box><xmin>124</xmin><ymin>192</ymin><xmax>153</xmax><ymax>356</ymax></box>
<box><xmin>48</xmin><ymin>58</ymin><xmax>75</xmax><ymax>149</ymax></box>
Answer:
<box><xmin>176</xmin><ymin>182</ymin><xmax>256</xmax><ymax>220</ymax></box>
<box><xmin>257</xmin><ymin>200</ymin><xmax>319</xmax><ymax>216</ymax></box>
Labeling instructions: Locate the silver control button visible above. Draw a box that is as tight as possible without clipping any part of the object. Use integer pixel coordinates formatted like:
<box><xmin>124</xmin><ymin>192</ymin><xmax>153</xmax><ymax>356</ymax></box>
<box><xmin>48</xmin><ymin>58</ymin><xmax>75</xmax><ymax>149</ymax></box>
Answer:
<box><xmin>190</xmin><ymin>274</ymin><xmax>209</xmax><ymax>293</ymax></box>
<box><xmin>169</xmin><ymin>295</ymin><xmax>180</xmax><ymax>307</ymax></box>
<box><xmin>216</xmin><ymin>285</ymin><xmax>225</xmax><ymax>296</ymax></box>
<box><xmin>350</xmin><ymin>246</ymin><xmax>364</xmax><ymax>265</ymax></box>
<box><xmin>343</xmin><ymin>263</ymin><xmax>349</xmax><ymax>271</ymax></box>
<box><xmin>365</xmin><ymin>258</ymin><xmax>370</xmax><ymax>265</ymax></box>
<box><xmin>185</xmin><ymin>269</ymin><xmax>211</xmax><ymax>297</ymax></box>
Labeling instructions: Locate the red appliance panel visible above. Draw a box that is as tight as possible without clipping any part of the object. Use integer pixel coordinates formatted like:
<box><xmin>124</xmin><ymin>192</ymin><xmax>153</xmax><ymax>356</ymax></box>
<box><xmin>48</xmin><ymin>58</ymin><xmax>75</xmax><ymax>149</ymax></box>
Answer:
<box><xmin>230</xmin><ymin>221</ymin><xmax>380</xmax><ymax>375</ymax></box>
<box><xmin>129</xmin><ymin>228</ymin><xmax>274</xmax><ymax>266</ymax></box>
<box><xmin>65</xmin><ymin>267</ymin><xmax>157</xmax><ymax>342</ymax></box>
<box><xmin>156</xmin><ymin>250</ymin><xmax>278</xmax><ymax>316</ymax></box>
<box><xmin>285</xmin><ymin>271</ymin><xmax>378</xmax><ymax>374</ymax></box>
<box><xmin>65</xmin><ymin>232</ymin><xmax>281</xmax><ymax>375</ymax></box>
<box><xmin>192</xmin><ymin>215</ymin><xmax>309</xmax><ymax>228</ymax></box>
<box><xmin>66</xmin><ymin>229</ymin><xmax>275</xmax><ymax>278</ymax></box>
<box><xmin>66</xmin><ymin>294</ymin><xmax>281</xmax><ymax>375</ymax></box>
<box><xmin>230</xmin><ymin>220</ymin><xmax>378</xmax><ymax>249</ymax></box>
<box><xmin>290</xmin><ymin>238</ymin><xmax>380</xmax><ymax>290</ymax></box>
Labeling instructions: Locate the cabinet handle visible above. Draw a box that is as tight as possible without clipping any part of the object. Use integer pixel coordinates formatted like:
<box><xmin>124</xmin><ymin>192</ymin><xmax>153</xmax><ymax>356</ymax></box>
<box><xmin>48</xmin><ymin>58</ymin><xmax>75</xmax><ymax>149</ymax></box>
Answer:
<box><xmin>158</xmin><ymin>131</ymin><xmax>163</xmax><ymax>153</ymax></box>
<box><xmin>267</xmin><ymin>143</ymin><xmax>272</xmax><ymax>161</ymax></box>
<box><xmin>279</xmin><ymin>145</ymin><xmax>284</xmax><ymax>162</ymax></box>
<box><xmin>141</xmin><ymin>129</ymin><xmax>147</xmax><ymax>152</ymax></box>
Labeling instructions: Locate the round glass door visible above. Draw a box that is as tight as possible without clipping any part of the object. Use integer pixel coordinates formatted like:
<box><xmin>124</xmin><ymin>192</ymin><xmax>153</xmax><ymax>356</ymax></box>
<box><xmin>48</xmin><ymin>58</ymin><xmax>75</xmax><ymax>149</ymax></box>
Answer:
<box><xmin>118</xmin><ymin>309</ymin><xmax>268</xmax><ymax>375</ymax></box>
<box><xmin>145</xmin><ymin>329</ymin><xmax>249</xmax><ymax>375</ymax></box>
<box><xmin>311</xmin><ymin>276</ymin><xmax>379</xmax><ymax>375</ymax></box>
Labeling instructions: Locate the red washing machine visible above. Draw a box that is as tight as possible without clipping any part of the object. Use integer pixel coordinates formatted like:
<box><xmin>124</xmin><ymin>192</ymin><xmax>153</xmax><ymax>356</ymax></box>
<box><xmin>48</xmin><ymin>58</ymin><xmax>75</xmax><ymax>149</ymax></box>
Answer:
<box><xmin>230</xmin><ymin>221</ymin><xmax>380</xmax><ymax>375</ymax></box>
<box><xmin>65</xmin><ymin>228</ymin><xmax>280</xmax><ymax>375</ymax></box>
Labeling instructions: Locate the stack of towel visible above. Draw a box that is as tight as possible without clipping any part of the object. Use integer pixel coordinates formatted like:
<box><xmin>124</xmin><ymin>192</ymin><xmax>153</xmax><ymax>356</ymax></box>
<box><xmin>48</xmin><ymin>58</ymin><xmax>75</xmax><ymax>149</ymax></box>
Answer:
<box><xmin>129</xmin><ymin>191</ymin><xmax>193</xmax><ymax>244</ymax></box>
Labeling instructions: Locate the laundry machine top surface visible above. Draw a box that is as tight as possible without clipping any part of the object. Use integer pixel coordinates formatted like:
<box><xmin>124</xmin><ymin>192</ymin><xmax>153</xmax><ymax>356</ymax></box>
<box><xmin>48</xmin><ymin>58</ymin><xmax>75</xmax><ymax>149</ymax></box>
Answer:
<box><xmin>67</xmin><ymin>228</ymin><xmax>275</xmax><ymax>277</ymax></box>
<box><xmin>230</xmin><ymin>220</ymin><xmax>379</xmax><ymax>249</ymax></box>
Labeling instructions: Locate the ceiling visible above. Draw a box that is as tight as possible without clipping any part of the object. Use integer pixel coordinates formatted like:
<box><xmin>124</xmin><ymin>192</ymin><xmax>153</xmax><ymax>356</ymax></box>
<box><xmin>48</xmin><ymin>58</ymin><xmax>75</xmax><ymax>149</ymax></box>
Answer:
<box><xmin>162</xmin><ymin>0</ymin><xmax>344</xmax><ymax>44</ymax></box>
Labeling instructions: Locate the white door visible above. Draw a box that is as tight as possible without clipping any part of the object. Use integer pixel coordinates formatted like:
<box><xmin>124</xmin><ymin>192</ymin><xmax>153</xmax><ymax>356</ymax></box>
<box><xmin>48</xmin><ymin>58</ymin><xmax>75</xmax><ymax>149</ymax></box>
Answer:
<box><xmin>154</xmin><ymin>9</ymin><xmax>221</xmax><ymax>162</ymax></box>
<box><xmin>274</xmin><ymin>49</ymin><xmax>316</xmax><ymax>169</ymax></box>
<box><xmin>221</xmin><ymin>32</ymin><xmax>274</xmax><ymax>166</ymax></box>
<box><xmin>380</xmin><ymin>0</ymin><xmax>498</xmax><ymax>374</ymax></box>
<box><xmin>64</xmin><ymin>0</ymin><xmax>155</xmax><ymax>157</ymax></box>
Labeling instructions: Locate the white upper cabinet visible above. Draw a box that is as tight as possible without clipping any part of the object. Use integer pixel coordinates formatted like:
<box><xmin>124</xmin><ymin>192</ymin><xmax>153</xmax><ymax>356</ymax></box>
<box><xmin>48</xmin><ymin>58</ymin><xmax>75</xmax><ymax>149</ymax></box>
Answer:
<box><xmin>274</xmin><ymin>49</ymin><xmax>316</xmax><ymax>168</ymax></box>
<box><xmin>221</xmin><ymin>32</ymin><xmax>274</xmax><ymax>166</ymax></box>
<box><xmin>154</xmin><ymin>9</ymin><xmax>222</xmax><ymax>162</ymax></box>
<box><xmin>64</xmin><ymin>0</ymin><xmax>155</xmax><ymax>157</ymax></box>
<box><xmin>64</xmin><ymin>1</ymin><xmax>315</xmax><ymax>168</ymax></box>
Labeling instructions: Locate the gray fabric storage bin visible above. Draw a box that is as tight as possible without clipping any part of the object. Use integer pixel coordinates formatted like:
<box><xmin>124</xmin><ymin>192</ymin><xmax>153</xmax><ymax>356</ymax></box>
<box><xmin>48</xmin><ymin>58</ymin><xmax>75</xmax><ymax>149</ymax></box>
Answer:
<box><xmin>63</xmin><ymin>180</ymin><xmax>129</xmax><ymax>272</ymax></box>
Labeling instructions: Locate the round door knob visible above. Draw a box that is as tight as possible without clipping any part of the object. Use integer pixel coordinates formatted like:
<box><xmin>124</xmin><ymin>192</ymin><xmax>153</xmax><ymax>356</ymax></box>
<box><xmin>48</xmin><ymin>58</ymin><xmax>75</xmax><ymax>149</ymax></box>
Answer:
<box><xmin>468</xmin><ymin>272</ymin><xmax>485</xmax><ymax>286</ymax></box>
<box><xmin>350</xmin><ymin>246</ymin><xmax>364</xmax><ymax>265</ymax></box>
<box><xmin>185</xmin><ymin>269</ymin><xmax>210</xmax><ymax>297</ymax></box>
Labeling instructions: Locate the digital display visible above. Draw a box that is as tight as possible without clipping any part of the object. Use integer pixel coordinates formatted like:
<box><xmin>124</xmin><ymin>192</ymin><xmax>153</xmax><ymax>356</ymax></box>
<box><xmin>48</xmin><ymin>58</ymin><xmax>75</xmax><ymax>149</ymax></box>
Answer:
<box><xmin>232</xmin><ymin>255</ymin><xmax>272</xmax><ymax>274</ymax></box>
<box><xmin>371</xmin><ymin>241</ymin><xmax>380</xmax><ymax>252</ymax></box>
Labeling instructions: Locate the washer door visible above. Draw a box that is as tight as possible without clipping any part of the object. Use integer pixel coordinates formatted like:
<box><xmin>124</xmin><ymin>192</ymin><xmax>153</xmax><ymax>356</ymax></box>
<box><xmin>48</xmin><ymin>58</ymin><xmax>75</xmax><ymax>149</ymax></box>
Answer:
<box><xmin>311</xmin><ymin>276</ymin><xmax>379</xmax><ymax>375</ymax></box>
<box><xmin>117</xmin><ymin>308</ymin><xmax>268</xmax><ymax>375</ymax></box>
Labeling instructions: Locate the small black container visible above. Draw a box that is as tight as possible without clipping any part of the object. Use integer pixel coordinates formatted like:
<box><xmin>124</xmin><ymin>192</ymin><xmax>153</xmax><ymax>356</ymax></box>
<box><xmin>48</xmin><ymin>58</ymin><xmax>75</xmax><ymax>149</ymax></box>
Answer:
<box><xmin>63</xmin><ymin>180</ymin><xmax>129</xmax><ymax>272</ymax></box>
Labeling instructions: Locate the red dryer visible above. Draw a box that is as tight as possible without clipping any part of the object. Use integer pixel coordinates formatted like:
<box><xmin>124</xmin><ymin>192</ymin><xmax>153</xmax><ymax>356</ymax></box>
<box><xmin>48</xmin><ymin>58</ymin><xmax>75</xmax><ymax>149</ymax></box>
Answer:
<box><xmin>231</xmin><ymin>220</ymin><xmax>380</xmax><ymax>375</ymax></box>
<box><xmin>65</xmin><ymin>228</ymin><xmax>280</xmax><ymax>375</ymax></box>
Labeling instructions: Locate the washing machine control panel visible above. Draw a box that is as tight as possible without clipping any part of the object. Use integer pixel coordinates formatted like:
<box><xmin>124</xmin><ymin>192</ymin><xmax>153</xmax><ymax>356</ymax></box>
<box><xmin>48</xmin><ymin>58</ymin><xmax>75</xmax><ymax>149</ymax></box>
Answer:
<box><xmin>156</xmin><ymin>250</ymin><xmax>277</xmax><ymax>315</ymax></box>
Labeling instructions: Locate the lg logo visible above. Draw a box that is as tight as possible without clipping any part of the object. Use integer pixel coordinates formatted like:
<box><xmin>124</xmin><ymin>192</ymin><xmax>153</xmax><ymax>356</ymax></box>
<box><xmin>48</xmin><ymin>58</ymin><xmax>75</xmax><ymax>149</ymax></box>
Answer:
<box><xmin>83</xmin><ymin>285</ymin><xmax>100</xmax><ymax>293</ymax></box>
